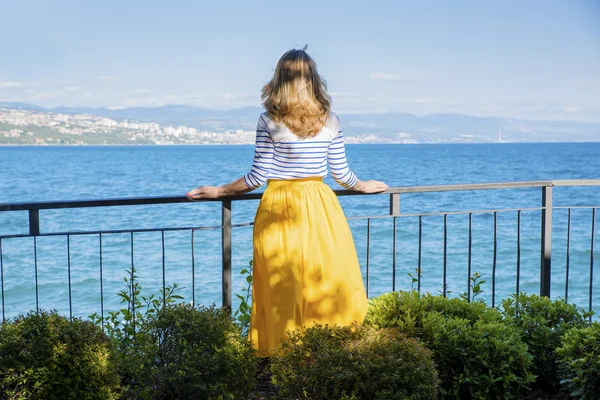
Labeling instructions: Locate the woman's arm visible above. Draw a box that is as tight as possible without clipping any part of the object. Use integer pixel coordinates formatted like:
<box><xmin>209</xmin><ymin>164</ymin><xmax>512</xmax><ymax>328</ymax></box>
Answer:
<box><xmin>186</xmin><ymin>115</ymin><xmax>274</xmax><ymax>200</ymax></box>
<box><xmin>185</xmin><ymin>176</ymin><xmax>252</xmax><ymax>199</ymax></box>
<box><xmin>328</xmin><ymin>128</ymin><xmax>359</xmax><ymax>189</ymax></box>
<box><xmin>327</xmin><ymin>114</ymin><xmax>388</xmax><ymax>194</ymax></box>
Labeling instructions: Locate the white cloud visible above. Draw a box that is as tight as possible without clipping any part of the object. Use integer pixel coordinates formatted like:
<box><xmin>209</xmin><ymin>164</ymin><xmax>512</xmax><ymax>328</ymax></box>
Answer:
<box><xmin>64</xmin><ymin>85</ymin><xmax>79</xmax><ymax>91</ymax></box>
<box><xmin>120</xmin><ymin>96</ymin><xmax>167</xmax><ymax>107</ymax></box>
<box><xmin>369</xmin><ymin>73</ymin><xmax>398</xmax><ymax>81</ymax></box>
<box><xmin>128</xmin><ymin>92</ymin><xmax>259</xmax><ymax>109</ymax></box>
<box><xmin>220</xmin><ymin>92</ymin><xmax>256</xmax><ymax>101</ymax></box>
<box><xmin>176</xmin><ymin>94</ymin><xmax>204</xmax><ymax>101</ymax></box>
<box><xmin>563</xmin><ymin>106</ymin><xmax>578</xmax><ymax>112</ymax></box>
<box><xmin>0</xmin><ymin>81</ymin><xmax>24</xmax><ymax>89</ymax></box>
<box><xmin>96</xmin><ymin>76</ymin><xmax>121</xmax><ymax>81</ymax></box>
<box><xmin>29</xmin><ymin>92</ymin><xmax>56</xmax><ymax>101</ymax></box>
<box><xmin>409</xmin><ymin>98</ymin><xmax>436</xmax><ymax>104</ymax></box>
<box><xmin>131</xmin><ymin>89</ymin><xmax>152</xmax><ymax>95</ymax></box>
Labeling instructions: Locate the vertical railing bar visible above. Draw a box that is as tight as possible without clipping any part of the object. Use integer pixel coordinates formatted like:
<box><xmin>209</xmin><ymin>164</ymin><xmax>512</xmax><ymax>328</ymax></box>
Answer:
<box><xmin>366</xmin><ymin>218</ymin><xmax>371</xmax><ymax>298</ymax></box>
<box><xmin>29</xmin><ymin>209</ymin><xmax>40</xmax><ymax>236</ymax></box>
<box><xmin>99</xmin><ymin>233</ymin><xmax>104</xmax><ymax>329</ymax></box>
<box><xmin>130</xmin><ymin>232</ymin><xmax>135</xmax><ymax>336</ymax></box>
<box><xmin>467</xmin><ymin>213</ymin><xmax>472</xmax><ymax>302</ymax></box>
<box><xmin>565</xmin><ymin>208</ymin><xmax>571</xmax><ymax>302</ymax></box>
<box><xmin>390</xmin><ymin>193</ymin><xmax>400</xmax><ymax>216</ymax></box>
<box><xmin>67</xmin><ymin>235</ymin><xmax>72</xmax><ymax>320</ymax></box>
<box><xmin>390</xmin><ymin>193</ymin><xmax>399</xmax><ymax>293</ymax></box>
<box><xmin>492</xmin><ymin>211</ymin><xmax>497</xmax><ymax>308</ymax></box>
<box><xmin>191</xmin><ymin>229</ymin><xmax>195</xmax><ymax>307</ymax></box>
<box><xmin>392</xmin><ymin>217</ymin><xmax>396</xmax><ymax>292</ymax></box>
<box><xmin>418</xmin><ymin>216</ymin><xmax>422</xmax><ymax>293</ymax></box>
<box><xmin>443</xmin><ymin>214</ymin><xmax>447</xmax><ymax>297</ymax></box>
<box><xmin>162</xmin><ymin>230</ymin><xmax>166</xmax><ymax>307</ymax></box>
<box><xmin>0</xmin><ymin>238</ymin><xmax>4</xmax><ymax>323</ymax></box>
<box><xmin>589</xmin><ymin>208</ymin><xmax>596</xmax><ymax>321</ymax></box>
<box><xmin>540</xmin><ymin>186</ymin><xmax>553</xmax><ymax>297</ymax></box>
<box><xmin>222</xmin><ymin>200</ymin><xmax>232</xmax><ymax>311</ymax></box>
<box><xmin>34</xmin><ymin>236</ymin><xmax>39</xmax><ymax>312</ymax></box>
<box><xmin>516</xmin><ymin>210</ymin><xmax>521</xmax><ymax>296</ymax></box>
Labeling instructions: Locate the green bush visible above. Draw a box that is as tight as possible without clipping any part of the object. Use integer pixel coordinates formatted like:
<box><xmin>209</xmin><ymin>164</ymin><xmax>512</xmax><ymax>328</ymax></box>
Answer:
<box><xmin>90</xmin><ymin>268</ymin><xmax>257</xmax><ymax>399</ymax></box>
<box><xmin>269</xmin><ymin>324</ymin><xmax>439</xmax><ymax>400</ymax></box>
<box><xmin>0</xmin><ymin>310</ymin><xmax>120</xmax><ymax>400</ymax></box>
<box><xmin>365</xmin><ymin>291</ymin><xmax>534</xmax><ymax>399</ymax></box>
<box><xmin>423</xmin><ymin>313</ymin><xmax>534</xmax><ymax>399</ymax></box>
<box><xmin>142</xmin><ymin>304</ymin><xmax>257</xmax><ymax>400</ymax></box>
<box><xmin>556</xmin><ymin>322</ymin><xmax>600</xmax><ymax>399</ymax></box>
<box><xmin>365</xmin><ymin>291</ymin><xmax>502</xmax><ymax>337</ymax></box>
<box><xmin>501</xmin><ymin>293</ymin><xmax>593</xmax><ymax>392</ymax></box>
<box><xmin>89</xmin><ymin>266</ymin><xmax>184</xmax><ymax>399</ymax></box>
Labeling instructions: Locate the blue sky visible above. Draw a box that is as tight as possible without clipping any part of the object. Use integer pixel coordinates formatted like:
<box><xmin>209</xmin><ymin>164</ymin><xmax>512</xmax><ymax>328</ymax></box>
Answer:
<box><xmin>0</xmin><ymin>0</ymin><xmax>598</xmax><ymax>122</ymax></box>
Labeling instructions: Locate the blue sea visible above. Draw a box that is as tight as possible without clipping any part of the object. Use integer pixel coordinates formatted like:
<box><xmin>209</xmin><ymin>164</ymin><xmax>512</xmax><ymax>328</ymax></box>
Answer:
<box><xmin>1</xmin><ymin>143</ymin><xmax>599</xmax><ymax>320</ymax></box>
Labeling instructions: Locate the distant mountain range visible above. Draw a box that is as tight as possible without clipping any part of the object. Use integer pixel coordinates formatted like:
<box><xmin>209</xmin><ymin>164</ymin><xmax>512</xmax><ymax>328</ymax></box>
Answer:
<box><xmin>1</xmin><ymin>101</ymin><xmax>599</xmax><ymax>142</ymax></box>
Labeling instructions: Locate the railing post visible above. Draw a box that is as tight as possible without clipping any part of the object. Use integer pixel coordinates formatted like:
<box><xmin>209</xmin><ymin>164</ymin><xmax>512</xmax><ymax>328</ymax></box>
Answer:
<box><xmin>390</xmin><ymin>193</ymin><xmax>400</xmax><ymax>216</ymax></box>
<box><xmin>540</xmin><ymin>185</ymin><xmax>552</xmax><ymax>297</ymax></box>
<box><xmin>29</xmin><ymin>209</ymin><xmax>40</xmax><ymax>236</ymax></box>
<box><xmin>222</xmin><ymin>200</ymin><xmax>232</xmax><ymax>311</ymax></box>
<box><xmin>390</xmin><ymin>193</ymin><xmax>400</xmax><ymax>293</ymax></box>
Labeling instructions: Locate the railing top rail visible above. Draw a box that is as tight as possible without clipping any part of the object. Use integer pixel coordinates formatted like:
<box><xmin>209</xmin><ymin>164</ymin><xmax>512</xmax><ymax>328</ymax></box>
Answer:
<box><xmin>1</xmin><ymin>179</ymin><xmax>599</xmax><ymax>212</ymax></box>
<box><xmin>552</xmin><ymin>179</ymin><xmax>600</xmax><ymax>187</ymax></box>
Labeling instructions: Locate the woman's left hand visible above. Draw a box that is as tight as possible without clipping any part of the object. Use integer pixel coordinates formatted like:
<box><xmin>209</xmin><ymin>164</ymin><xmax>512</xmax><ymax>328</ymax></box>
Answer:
<box><xmin>186</xmin><ymin>186</ymin><xmax>222</xmax><ymax>200</ymax></box>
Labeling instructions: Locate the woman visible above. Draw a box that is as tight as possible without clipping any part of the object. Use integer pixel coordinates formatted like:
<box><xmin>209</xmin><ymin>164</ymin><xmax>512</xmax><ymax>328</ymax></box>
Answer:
<box><xmin>186</xmin><ymin>48</ymin><xmax>388</xmax><ymax>356</ymax></box>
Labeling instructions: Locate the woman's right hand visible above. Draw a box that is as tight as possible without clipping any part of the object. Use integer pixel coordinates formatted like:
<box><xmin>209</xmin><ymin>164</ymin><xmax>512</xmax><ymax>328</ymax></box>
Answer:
<box><xmin>186</xmin><ymin>186</ymin><xmax>222</xmax><ymax>200</ymax></box>
<box><xmin>354</xmin><ymin>180</ymin><xmax>389</xmax><ymax>193</ymax></box>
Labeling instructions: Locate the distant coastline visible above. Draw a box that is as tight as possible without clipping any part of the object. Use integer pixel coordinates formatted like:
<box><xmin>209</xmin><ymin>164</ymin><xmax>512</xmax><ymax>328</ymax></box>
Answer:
<box><xmin>2</xmin><ymin>102</ymin><xmax>599</xmax><ymax>145</ymax></box>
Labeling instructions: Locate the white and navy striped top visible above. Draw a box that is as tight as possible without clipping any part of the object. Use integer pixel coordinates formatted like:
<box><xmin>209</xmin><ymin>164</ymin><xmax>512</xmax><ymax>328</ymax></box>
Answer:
<box><xmin>243</xmin><ymin>112</ymin><xmax>358</xmax><ymax>190</ymax></box>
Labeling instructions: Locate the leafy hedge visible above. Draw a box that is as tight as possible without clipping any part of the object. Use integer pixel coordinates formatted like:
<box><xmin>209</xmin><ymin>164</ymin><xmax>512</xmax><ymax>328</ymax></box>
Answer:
<box><xmin>0</xmin><ymin>310</ymin><xmax>120</xmax><ymax>400</ymax></box>
<box><xmin>501</xmin><ymin>293</ymin><xmax>593</xmax><ymax>393</ymax></box>
<box><xmin>365</xmin><ymin>291</ymin><xmax>534</xmax><ymax>399</ymax></box>
<box><xmin>557</xmin><ymin>322</ymin><xmax>600</xmax><ymax>399</ymax></box>
<box><xmin>269</xmin><ymin>324</ymin><xmax>439</xmax><ymax>400</ymax></box>
<box><xmin>422</xmin><ymin>312</ymin><xmax>534</xmax><ymax>399</ymax></box>
<box><xmin>90</xmin><ymin>267</ymin><xmax>257</xmax><ymax>400</ymax></box>
<box><xmin>3</xmin><ymin>273</ymin><xmax>599</xmax><ymax>400</ymax></box>
<box><xmin>365</xmin><ymin>290</ymin><xmax>502</xmax><ymax>335</ymax></box>
<box><xmin>144</xmin><ymin>304</ymin><xmax>258</xmax><ymax>400</ymax></box>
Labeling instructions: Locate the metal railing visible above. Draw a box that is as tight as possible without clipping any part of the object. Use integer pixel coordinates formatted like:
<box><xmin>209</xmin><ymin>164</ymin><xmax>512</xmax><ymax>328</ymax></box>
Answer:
<box><xmin>0</xmin><ymin>179</ymin><xmax>599</xmax><ymax>323</ymax></box>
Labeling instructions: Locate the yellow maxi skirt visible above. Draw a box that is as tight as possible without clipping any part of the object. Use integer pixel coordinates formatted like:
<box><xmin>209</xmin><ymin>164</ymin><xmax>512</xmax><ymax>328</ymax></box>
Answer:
<box><xmin>249</xmin><ymin>177</ymin><xmax>369</xmax><ymax>356</ymax></box>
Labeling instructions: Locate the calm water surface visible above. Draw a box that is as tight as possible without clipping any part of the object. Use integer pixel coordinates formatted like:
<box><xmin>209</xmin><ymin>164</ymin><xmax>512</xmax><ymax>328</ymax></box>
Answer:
<box><xmin>0</xmin><ymin>143</ymin><xmax>599</xmax><ymax>319</ymax></box>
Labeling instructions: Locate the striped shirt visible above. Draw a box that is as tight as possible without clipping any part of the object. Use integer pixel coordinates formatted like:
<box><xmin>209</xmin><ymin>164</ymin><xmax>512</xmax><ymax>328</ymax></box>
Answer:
<box><xmin>243</xmin><ymin>112</ymin><xmax>358</xmax><ymax>190</ymax></box>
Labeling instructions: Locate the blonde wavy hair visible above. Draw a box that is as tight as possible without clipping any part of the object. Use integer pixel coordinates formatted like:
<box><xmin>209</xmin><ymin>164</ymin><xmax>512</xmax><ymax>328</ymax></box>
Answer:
<box><xmin>262</xmin><ymin>48</ymin><xmax>332</xmax><ymax>138</ymax></box>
